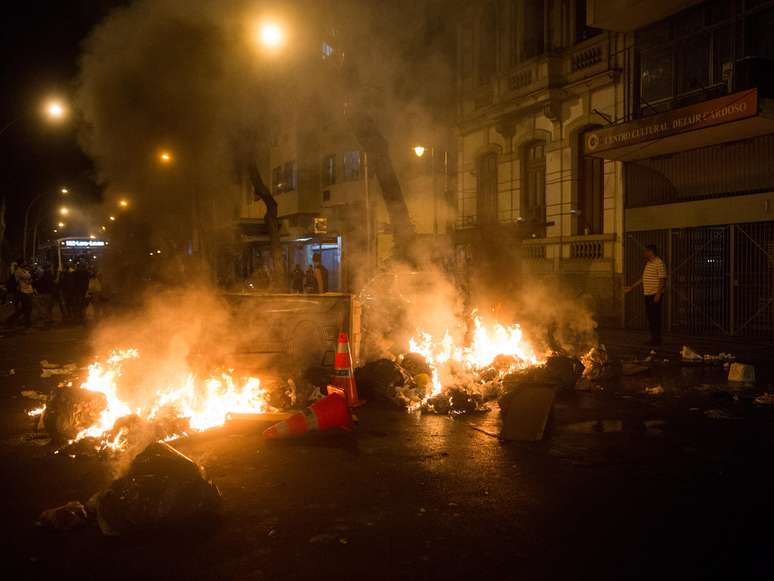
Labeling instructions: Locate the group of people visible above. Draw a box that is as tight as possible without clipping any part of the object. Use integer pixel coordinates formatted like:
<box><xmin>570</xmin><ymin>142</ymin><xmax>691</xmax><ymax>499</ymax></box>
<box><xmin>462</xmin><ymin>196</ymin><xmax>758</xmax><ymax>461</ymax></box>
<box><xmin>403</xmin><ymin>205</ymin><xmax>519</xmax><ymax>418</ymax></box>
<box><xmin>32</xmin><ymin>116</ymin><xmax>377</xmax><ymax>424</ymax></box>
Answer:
<box><xmin>290</xmin><ymin>252</ymin><xmax>328</xmax><ymax>294</ymax></box>
<box><xmin>4</xmin><ymin>260</ymin><xmax>104</xmax><ymax>328</ymax></box>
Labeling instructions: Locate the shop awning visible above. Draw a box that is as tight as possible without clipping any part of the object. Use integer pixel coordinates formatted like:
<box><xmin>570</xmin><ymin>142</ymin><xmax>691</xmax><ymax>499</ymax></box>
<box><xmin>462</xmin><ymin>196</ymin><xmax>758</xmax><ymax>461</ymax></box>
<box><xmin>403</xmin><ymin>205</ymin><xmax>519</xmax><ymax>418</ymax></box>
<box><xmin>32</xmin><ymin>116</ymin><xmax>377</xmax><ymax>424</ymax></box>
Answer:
<box><xmin>584</xmin><ymin>90</ymin><xmax>774</xmax><ymax>161</ymax></box>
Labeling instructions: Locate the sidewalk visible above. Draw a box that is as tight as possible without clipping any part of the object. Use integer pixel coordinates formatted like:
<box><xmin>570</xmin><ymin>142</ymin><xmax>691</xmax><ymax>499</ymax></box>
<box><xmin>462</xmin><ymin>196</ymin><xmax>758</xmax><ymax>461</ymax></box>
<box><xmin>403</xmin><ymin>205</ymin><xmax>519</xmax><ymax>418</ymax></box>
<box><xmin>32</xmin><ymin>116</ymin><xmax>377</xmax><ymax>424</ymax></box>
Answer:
<box><xmin>598</xmin><ymin>326</ymin><xmax>774</xmax><ymax>374</ymax></box>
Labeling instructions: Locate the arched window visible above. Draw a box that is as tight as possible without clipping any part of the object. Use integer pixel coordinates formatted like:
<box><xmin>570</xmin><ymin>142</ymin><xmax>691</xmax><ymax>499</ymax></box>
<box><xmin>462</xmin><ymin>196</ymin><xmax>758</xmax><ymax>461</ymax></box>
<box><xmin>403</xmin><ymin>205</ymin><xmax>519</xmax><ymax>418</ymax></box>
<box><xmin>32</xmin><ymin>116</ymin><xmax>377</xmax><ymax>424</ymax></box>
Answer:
<box><xmin>477</xmin><ymin>152</ymin><xmax>499</xmax><ymax>225</ymax></box>
<box><xmin>478</xmin><ymin>1</ymin><xmax>497</xmax><ymax>85</ymax></box>
<box><xmin>521</xmin><ymin>141</ymin><xmax>546</xmax><ymax>228</ymax></box>
<box><xmin>577</xmin><ymin>127</ymin><xmax>604</xmax><ymax>235</ymax></box>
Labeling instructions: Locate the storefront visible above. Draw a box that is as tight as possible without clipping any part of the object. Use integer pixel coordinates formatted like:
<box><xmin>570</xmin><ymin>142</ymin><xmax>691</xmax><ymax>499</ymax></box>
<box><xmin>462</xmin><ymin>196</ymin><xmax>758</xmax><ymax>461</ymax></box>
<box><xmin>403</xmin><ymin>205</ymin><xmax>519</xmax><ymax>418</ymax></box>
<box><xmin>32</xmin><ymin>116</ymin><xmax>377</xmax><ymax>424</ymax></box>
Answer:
<box><xmin>584</xmin><ymin>89</ymin><xmax>774</xmax><ymax>338</ymax></box>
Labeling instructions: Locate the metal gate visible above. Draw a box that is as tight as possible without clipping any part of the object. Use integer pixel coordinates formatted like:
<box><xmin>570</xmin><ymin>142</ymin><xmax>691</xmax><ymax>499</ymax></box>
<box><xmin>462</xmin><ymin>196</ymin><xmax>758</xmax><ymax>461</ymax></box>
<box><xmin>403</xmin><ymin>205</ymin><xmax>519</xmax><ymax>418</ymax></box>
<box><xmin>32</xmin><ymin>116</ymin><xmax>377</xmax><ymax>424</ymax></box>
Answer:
<box><xmin>625</xmin><ymin>221</ymin><xmax>774</xmax><ymax>340</ymax></box>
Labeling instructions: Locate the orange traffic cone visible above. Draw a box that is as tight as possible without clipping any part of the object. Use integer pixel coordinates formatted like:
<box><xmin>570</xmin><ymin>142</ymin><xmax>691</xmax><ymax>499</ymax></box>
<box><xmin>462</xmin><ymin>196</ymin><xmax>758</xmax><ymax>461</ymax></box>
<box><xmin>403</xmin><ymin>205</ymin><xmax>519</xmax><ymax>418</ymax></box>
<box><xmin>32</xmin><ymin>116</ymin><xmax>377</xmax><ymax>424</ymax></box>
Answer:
<box><xmin>332</xmin><ymin>332</ymin><xmax>364</xmax><ymax>407</ymax></box>
<box><xmin>263</xmin><ymin>393</ymin><xmax>353</xmax><ymax>439</ymax></box>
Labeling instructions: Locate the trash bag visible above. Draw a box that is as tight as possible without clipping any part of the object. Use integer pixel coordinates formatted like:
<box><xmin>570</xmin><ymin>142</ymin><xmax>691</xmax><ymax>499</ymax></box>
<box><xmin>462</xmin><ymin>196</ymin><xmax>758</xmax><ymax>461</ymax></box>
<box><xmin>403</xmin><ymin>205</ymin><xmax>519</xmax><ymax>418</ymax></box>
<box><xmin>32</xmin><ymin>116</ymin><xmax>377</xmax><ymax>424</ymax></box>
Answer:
<box><xmin>355</xmin><ymin>359</ymin><xmax>409</xmax><ymax>400</ymax></box>
<box><xmin>37</xmin><ymin>501</ymin><xmax>88</xmax><ymax>531</ymax></box>
<box><xmin>399</xmin><ymin>353</ymin><xmax>432</xmax><ymax>377</ymax></box>
<box><xmin>42</xmin><ymin>385</ymin><xmax>107</xmax><ymax>442</ymax></box>
<box><xmin>93</xmin><ymin>442</ymin><xmax>221</xmax><ymax>536</ymax></box>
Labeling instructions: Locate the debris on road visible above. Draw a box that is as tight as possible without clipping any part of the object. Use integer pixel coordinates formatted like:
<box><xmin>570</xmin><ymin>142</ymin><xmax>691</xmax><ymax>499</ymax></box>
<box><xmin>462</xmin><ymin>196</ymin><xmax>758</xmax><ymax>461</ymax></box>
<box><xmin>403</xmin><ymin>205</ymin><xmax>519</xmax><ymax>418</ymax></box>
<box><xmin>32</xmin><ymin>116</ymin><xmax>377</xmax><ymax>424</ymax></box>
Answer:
<box><xmin>37</xmin><ymin>501</ymin><xmax>89</xmax><ymax>532</ymax></box>
<box><xmin>21</xmin><ymin>389</ymin><xmax>48</xmax><ymax>401</ymax></box>
<box><xmin>704</xmin><ymin>409</ymin><xmax>741</xmax><ymax>421</ymax></box>
<box><xmin>42</xmin><ymin>384</ymin><xmax>107</xmax><ymax>442</ymax></box>
<box><xmin>40</xmin><ymin>362</ymin><xmax>78</xmax><ymax>378</ymax></box>
<box><xmin>579</xmin><ymin>345</ymin><xmax>622</xmax><ymax>387</ymax></box>
<box><xmin>644</xmin><ymin>385</ymin><xmax>665</xmax><ymax>396</ymax></box>
<box><xmin>728</xmin><ymin>363</ymin><xmax>755</xmax><ymax>384</ymax></box>
<box><xmin>753</xmin><ymin>393</ymin><xmax>774</xmax><ymax>406</ymax></box>
<box><xmin>681</xmin><ymin>346</ymin><xmax>703</xmax><ymax>362</ymax></box>
<box><xmin>681</xmin><ymin>346</ymin><xmax>736</xmax><ymax>365</ymax></box>
<box><xmin>500</xmin><ymin>386</ymin><xmax>555</xmax><ymax>442</ymax></box>
<box><xmin>92</xmin><ymin>442</ymin><xmax>221</xmax><ymax>536</ymax></box>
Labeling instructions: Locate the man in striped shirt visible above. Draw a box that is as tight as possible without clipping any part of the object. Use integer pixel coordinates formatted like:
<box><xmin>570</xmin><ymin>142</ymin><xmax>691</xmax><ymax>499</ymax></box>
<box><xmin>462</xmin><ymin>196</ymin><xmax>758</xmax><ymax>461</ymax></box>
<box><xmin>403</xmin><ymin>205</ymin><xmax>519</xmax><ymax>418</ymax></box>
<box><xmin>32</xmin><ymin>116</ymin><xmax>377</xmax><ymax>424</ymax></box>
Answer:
<box><xmin>625</xmin><ymin>244</ymin><xmax>667</xmax><ymax>346</ymax></box>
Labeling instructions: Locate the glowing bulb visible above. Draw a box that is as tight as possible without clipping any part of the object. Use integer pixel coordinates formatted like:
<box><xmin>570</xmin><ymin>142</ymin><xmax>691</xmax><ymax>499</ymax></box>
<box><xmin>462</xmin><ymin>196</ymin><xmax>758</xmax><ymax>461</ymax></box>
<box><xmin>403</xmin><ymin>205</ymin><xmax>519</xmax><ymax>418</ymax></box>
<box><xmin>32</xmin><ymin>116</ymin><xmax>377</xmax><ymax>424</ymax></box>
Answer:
<box><xmin>57</xmin><ymin>222</ymin><xmax>65</xmax><ymax>228</ymax></box>
<box><xmin>59</xmin><ymin>207</ymin><xmax>69</xmax><ymax>216</ymax></box>
<box><xmin>89</xmin><ymin>235</ymin><xmax>96</xmax><ymax>240</ymax></box>
<box><xmin>45</xmin><ymin>100</ymin><xmax>66</xmax><ymax>120</ymax></box>
<box><xmin>119</xmin><ymin>199</ymin><xmax>128</xmax><ymax>208</ymax></box>
<box><xmin>60</xmin><ymin>188</ymin><xmax>69</xmax><ymax>194</ymax></box>
<box><xmin>413</xmin><ymin>145</ymin><xmax>426</xmax><ymax>158</ymax></box>
<box><xmin>159</xmin><ymin>151</ymin><xmax>172</xmax><ymax>164</ymax></box>
<box><xmin>259</xmin><ymin>22</ymin><xmax>284</xmax><ymax>49</ymax></box>
<box><xmin>109</xmin><ymin>216</ymin><xmax>116</xmax><ymax>221</ymax></box>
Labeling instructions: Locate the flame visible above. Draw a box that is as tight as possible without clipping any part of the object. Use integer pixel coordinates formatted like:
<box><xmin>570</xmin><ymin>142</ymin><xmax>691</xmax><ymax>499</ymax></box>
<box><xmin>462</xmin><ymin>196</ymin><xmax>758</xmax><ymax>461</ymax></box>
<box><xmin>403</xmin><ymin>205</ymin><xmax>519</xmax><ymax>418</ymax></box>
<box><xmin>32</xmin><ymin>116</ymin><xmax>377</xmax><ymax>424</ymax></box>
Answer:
<box><xmin>408</xmin><ymin>313</ymin><xmax>543</xmax><ymax>408</ymax></box>
<box><xmin>73</xmin><ymin>348</ymin><xmax>268</xmax><ymax>448</ymax></box>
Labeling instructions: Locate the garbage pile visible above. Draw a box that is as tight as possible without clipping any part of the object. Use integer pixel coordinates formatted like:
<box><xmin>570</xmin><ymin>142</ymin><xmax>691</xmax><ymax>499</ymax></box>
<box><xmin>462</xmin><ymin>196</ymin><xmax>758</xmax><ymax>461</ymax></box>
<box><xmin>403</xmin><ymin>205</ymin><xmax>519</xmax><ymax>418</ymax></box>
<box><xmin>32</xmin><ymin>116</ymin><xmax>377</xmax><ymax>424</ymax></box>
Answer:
<box><xmin>356</xmin><ymin>352</ymin><xmax>585</xmax><ymax>415</ymax></box>
<box><xmin>680</xmin><ymin>345</ymin><xmax>735</xmax><ymax>364</ymax></box>
<box><xmin>38</xmin><ymin>442</ymin><xmax>221</xmax><ymax>535</ymax></box>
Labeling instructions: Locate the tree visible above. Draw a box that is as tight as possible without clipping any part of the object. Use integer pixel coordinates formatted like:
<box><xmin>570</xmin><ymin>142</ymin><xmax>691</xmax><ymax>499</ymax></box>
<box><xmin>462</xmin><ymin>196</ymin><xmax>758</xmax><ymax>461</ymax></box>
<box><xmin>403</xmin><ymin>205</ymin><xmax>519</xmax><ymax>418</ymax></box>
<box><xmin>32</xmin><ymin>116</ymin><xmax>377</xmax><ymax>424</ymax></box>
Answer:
<box><xmin>247</xmin><ymin>161</ymin><xmax>285</xmax><ymax>288</ymax></box>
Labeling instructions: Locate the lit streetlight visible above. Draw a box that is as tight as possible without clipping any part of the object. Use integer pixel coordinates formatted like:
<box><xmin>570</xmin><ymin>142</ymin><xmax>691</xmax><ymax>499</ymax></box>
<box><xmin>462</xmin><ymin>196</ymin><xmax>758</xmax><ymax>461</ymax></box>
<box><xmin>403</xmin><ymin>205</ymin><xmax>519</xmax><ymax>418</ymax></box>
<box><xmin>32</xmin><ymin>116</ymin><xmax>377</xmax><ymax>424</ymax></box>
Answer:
<box><xmin>258</xmin><ymin>21</ymin><xmax>284</xmax><ymax>49</ymax></box>
<box><xmin>109</xmin><ymin>215</ymin><xmax>116</xmax><ymax>221</ymax></box>
<box><xmin>89</xmin><ymin>235</ymin><xmax>96</xmax><ymax>240</ymax></box>
<box><xmin>413</xmin><ymin>145</ymin><xmax>426</xmax><ymax>158</ymax></box>
<box><xmin>44</xmin><ymin>99</ymin><xmax>67</xmax><ymax>122</ymax></box>
<box><xmin>57</xmin><ymin>222</ymin><xmax>65</xmax><ymax>228</ymax></box>
<box><xmin>59</xmin><ymin>207</ymin><xmax>70</xmax><ymax>216</ymax></box>
<box><xmin>60</xmin><ymin>187</ymin><xmax>69</xmax><ymax>194</ymax></box>
<box><xmin>119</xmin><ymin>199</ymin><xmax>129</xmax><ymax>208</ymax></box>
<box><xmin>159</xmin><ymin>150</ymin><xmax>173</xmax><ymax>164</ymax></box>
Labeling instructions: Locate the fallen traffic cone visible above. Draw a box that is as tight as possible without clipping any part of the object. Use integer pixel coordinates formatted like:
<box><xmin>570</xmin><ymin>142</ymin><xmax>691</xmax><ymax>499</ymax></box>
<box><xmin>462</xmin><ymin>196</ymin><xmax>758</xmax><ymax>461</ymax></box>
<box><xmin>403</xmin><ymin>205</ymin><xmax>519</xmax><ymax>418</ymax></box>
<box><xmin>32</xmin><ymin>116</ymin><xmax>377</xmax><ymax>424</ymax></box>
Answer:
<box><xmin>332</xmin><ymin>332</ymin><xmax>365</xmax><ymax>407</ymax></box>
<box><xmin>262</xmin><ymin>393</ymin><xmax>353</xmax><ymax>439</ymax></box>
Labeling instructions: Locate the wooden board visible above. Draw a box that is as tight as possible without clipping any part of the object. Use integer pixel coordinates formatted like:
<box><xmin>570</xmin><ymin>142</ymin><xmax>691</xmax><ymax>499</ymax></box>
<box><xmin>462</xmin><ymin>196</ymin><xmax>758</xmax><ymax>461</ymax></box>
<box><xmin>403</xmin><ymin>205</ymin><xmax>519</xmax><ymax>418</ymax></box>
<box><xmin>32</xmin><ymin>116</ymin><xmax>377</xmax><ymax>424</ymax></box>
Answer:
<box><xmin>500</xmin><ymin>387</ymin><xmax>556</xmax><ymax>442</ymax></box>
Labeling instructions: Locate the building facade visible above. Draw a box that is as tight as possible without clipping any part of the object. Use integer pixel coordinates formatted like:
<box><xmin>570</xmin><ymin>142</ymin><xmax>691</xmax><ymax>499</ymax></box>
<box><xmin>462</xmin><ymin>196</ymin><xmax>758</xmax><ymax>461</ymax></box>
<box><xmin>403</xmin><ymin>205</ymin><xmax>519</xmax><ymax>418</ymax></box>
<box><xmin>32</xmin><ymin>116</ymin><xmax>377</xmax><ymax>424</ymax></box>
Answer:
<box><xmin>231</xmin><ymin>0</ymin><xmax>458</xmax><ymax>294</ymax></box>
<box><xmin>455</xmin><ymin>0</ymin><xmax>627</xmax><ymax>325</ymax></box>
<box><xmin>587</xmin><ymin>0</ymin><xmax>774</xmax><ymax>340</ymax></box>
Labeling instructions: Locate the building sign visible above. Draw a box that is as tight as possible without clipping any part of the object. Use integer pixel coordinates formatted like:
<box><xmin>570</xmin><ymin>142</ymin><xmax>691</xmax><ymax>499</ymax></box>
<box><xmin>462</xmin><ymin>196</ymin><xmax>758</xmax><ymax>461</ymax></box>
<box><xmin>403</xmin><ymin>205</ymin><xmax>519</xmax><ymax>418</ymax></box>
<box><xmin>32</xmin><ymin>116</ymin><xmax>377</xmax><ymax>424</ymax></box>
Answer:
<box><xmin>62</xmin><ymin>239</ymin><xmax>107</xmax><ymax>248</ymax></box>
<box><xmin>313</xmin><ymin>217</ymin><xmax>328</xmax><ymax>234</ymax></box>
<box><xmin>585</xmin><ymin>89</ymin><xmax>758</xmax><ymax>155</ymax></box>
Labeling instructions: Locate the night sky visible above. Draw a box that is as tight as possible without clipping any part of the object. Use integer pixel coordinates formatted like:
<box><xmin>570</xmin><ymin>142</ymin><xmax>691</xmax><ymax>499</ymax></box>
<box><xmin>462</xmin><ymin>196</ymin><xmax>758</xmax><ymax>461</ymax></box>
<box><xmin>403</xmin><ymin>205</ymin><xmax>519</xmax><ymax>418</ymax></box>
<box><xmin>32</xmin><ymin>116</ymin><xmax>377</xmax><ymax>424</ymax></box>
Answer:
<box><xmin>0</xmin><ymin>0</ymin><xmax>126</xmax><ymax>256</ymax></box>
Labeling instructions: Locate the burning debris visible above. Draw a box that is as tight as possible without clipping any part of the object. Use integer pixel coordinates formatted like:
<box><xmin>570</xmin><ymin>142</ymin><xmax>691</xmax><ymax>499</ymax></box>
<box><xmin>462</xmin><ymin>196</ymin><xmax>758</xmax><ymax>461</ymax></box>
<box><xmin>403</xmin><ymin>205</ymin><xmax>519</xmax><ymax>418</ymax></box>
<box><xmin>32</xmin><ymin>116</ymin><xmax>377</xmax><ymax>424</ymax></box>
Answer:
<box><xmin>357</xmin><ymin>312</ymin><xmax>594</xmax><ymax>417</ymax></box>
<box><xmin>29</xmin><ymin>348</ymin><xmax>330</xmax><ymax>451</ymax></box>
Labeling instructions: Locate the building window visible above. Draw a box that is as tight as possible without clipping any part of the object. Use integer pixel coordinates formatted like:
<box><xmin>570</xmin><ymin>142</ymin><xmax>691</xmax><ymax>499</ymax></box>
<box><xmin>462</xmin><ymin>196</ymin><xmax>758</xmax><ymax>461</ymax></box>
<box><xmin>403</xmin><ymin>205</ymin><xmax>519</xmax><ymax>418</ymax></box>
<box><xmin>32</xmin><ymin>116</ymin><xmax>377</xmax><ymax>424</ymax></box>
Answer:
<box><xmin>343</xmin><ymin>151</ymin><xmax>361</xmax><ymax>179</ymax></box>
<box><xmin>575</xmin><ymin>0</ymin><xmax>601</xmax><ymax>43</ymax></box>
<box><xmin>522</xmin><ymin>0</ymin><xmax>545</xmax><ymax>60</ymax></box>
<box><xmin>322</xmin><ymin>154</ymin><xmax>336</xmax><ymax>187</ymax></box>
<box><xmin>477</xmin><ymin>152</ymin><xmax>498</xmax><ymax>225</ymax></box>
<box><xmin>577</xmin><ymin>128</ymin><xmax>604</xmax><ymax>235</ymax></box>
<box><xmin>635</xmin><ymin>0</ymin><xmax>774</xmax><ymax>117</ymax></box>
<box><xmin>478</xmin><ymin>1</ymin><xmax>497</xmax><ymax>85</ymax></box>
<box><xmin>521</xmin><ymin>141</ymin><xmax>546</xmax><ymax>227</ymax></box>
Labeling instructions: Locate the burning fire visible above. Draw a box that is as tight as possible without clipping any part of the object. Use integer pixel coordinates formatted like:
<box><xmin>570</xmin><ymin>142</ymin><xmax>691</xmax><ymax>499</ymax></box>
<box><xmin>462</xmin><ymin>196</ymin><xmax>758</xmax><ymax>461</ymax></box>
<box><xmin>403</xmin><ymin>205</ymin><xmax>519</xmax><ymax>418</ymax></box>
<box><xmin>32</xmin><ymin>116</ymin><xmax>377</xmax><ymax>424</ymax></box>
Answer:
<box><xmin>408</xmin><ymin>313</ymin><xmax>543</xmax><ymax>405</ymax></box>
<box><xmin>74</xmin><ymin>348</ymin><xmax>268</xmax><ymax>448</ymax></box>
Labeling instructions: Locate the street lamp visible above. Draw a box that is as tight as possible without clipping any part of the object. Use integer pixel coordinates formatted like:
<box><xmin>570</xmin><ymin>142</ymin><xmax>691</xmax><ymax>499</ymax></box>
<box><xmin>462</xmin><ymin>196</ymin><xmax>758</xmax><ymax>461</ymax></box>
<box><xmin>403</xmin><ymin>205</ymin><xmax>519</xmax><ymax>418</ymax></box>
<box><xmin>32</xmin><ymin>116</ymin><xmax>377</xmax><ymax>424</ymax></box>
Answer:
<box><xmin>159</xmin><ymin>150</ymin><xmax>173</xmax><ymax>164</ymax></box>
<box><xmin>57</xmin><ymin>222</ymin><xmax>65</xmax><ymax>228</ymax></box>
<box><xmin>22</xmin><ymin>188</ymin><xmax>69</xmax><ymax>260</ymax></box>
<box><xmin>44</xmin><ymin>99</ymin><xmax>67</xmax><ymax>121</ymax></box>
<box><xmin>109</xmin><ymin>215</ymin><xmax>116</xmax><ymax>221</ymax></box>
<box><xmin>59</xmin><ymin>206</ymin><xmax>70</xmax><ymax>216</ymax></box>
<box><xmin>258</xmin><ymin>21</ymin><xmax>284</xmax><ymax>49</ymax></box>
<box><xmin>60</xmin><ymin>188</ymin><xmax>69</xmax><ymax>194</ymax></box>
<box><xmin>118</xmin><ymin>199</ymin><xmax>129</xmax><ymax>208</ymax></box>
<box><xmin>411</xmin><ymin>144</ymin><xmax>448</xmax><ymax>236</ymax></box>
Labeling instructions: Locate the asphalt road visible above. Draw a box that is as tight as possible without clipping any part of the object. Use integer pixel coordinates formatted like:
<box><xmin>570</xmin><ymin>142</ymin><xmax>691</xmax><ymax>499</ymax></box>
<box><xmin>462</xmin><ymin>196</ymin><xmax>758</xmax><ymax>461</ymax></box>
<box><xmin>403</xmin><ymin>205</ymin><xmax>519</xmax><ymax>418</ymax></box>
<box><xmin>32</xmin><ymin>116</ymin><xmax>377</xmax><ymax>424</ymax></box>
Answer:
<box><xmin>1</xmin><ymin>325</ymin><xmax>773</xmax><ymax>580</ymax></box>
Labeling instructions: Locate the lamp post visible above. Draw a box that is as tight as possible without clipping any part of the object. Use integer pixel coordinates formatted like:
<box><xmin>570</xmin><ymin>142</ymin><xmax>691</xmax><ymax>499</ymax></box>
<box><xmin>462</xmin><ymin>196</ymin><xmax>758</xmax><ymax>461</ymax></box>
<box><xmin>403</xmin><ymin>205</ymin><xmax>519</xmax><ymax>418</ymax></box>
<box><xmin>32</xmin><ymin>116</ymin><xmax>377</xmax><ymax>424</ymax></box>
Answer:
<box><xmin>413</xmin><ymin>145</ymin><xmax>448</xmax><ymax>237</ymax></box>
